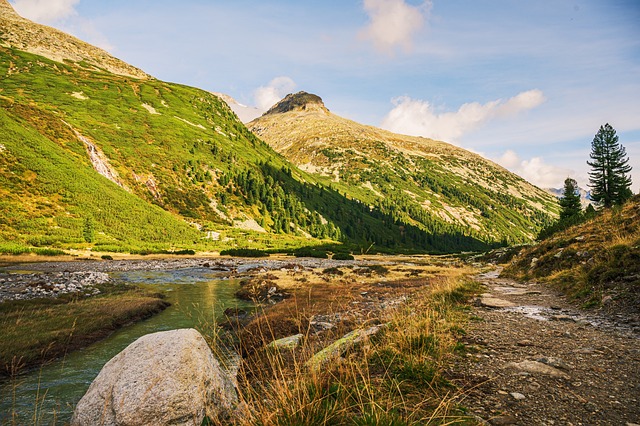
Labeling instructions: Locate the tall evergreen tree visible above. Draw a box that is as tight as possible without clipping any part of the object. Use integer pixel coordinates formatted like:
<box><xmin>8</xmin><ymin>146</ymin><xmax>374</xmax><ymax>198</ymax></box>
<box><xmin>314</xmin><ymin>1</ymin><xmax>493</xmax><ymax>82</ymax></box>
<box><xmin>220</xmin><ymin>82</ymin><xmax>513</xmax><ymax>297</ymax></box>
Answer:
<box><xmin>559</xmin><ymin>177</ymin><xmax>582</xmax><ymax>220</ymax></box>
<box><xmin>587</xmin><ymin>123</ymin><xmax>633</xmax><ymax>208</ymax></box>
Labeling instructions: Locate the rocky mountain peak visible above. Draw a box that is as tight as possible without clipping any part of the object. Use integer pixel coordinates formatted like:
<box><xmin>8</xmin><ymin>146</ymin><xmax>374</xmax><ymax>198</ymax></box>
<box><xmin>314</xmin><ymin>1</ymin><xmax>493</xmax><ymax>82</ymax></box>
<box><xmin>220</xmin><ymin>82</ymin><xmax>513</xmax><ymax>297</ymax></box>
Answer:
<box><xmin>263</xmin><ymin>91</ymin><xmax>329</xmax><ymax>116</ymax></box>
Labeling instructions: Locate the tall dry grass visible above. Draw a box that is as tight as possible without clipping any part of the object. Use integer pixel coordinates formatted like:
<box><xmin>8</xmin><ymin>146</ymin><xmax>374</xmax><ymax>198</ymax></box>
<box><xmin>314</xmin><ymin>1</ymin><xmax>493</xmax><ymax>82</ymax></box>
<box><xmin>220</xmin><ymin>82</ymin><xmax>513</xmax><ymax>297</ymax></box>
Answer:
<box><xmin>206</xmin><ymin>273</ymin><xmax>480</xmax><ymax>425</ymax></box>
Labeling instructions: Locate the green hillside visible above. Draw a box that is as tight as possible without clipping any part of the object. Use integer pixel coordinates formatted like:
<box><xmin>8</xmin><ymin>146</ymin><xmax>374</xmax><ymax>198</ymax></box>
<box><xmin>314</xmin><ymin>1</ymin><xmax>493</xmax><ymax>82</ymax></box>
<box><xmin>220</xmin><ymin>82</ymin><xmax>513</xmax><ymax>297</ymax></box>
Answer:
<box><xmin>0</xmin><ymin>1</ymin><xmax>557</xmax><ymax>255</ymax></box>
<box><xmin>0</xmin><ymin>46</ymin><xmax>494</xmax><ymax>254</ymax></box>
<box><xmin>249</xmin><ymin>92</ymin><xmax>559</xmax><ymax>246</ymax></box>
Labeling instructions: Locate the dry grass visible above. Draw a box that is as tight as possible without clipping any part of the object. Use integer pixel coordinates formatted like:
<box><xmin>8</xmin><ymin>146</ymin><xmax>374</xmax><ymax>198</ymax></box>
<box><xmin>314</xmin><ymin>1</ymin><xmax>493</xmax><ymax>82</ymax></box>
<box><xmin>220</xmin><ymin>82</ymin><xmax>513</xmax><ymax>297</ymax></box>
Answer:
<box><xmin>0</xmin><ymin>286</ymin><xmax>168</xmax><ymax>377</ymax></box>
<box><xmin>209</xmin><ymin>259</ymin><xmax>480</xmax><ymax>425</ymax></box>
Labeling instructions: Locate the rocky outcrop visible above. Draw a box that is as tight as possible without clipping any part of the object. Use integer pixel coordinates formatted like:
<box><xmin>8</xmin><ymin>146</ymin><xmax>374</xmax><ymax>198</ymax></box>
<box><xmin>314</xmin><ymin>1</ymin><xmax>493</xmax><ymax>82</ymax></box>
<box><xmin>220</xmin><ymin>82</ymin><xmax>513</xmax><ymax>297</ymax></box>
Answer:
<box><xmin>71</xmin><ymin>328</ymin><xmax>238</xmax><ymax>426</ymax></box>
<box><xmin>262</xmin><ymin>91</ymin><xmax>329</xmax><ymax>116</ymax></box>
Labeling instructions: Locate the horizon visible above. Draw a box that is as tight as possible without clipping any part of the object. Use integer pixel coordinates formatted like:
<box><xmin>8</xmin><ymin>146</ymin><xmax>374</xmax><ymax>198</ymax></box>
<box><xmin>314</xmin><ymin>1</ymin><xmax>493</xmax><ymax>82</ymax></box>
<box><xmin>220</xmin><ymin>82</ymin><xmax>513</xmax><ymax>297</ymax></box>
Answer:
<box><xmin>8</xmin><ymin>0</ymin><xmax>640</xmax><ymax>191</ymax></box>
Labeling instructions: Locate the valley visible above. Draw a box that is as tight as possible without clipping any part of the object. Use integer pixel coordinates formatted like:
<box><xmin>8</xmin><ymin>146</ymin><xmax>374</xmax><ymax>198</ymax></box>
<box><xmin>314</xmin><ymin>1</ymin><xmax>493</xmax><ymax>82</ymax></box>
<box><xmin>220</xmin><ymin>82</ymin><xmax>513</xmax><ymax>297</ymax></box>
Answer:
<box><xmin>0</xmin><ymin>1</ymin><xmax>638</xmax><ymax>425</ymax></box>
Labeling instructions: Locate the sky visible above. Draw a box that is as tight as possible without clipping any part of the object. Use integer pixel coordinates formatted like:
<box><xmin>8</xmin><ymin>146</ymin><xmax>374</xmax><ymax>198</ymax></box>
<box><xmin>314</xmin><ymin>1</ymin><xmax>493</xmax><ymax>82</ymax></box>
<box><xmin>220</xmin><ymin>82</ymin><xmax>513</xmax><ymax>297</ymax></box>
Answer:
<box><xmin>10</xmin><ymin>0</ymin><xmax>640</xmax><ymax>191</ymax></box>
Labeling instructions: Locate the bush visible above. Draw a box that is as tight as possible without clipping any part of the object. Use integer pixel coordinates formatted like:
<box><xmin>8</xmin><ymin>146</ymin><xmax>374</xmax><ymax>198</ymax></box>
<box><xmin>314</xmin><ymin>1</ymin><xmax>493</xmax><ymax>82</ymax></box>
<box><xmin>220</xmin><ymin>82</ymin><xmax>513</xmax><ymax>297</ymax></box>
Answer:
<box><xmin>32</xmin><ymin>248</ymin><xmax>65</xmax><ymax>256</ymax></box>
<box><xmin>293</xmin><ymin>248</ymin><xmax>328</xmax><ymax>259</ymax></box>
<box><xmin>220</xmin><ymin>248</ymin><xmax>270</xmax><ymax>258</ymax></box>
<box><xmin>332</xmin><ymin>252</ymin><xmax>354</xmax><ymax>260</ymax></box>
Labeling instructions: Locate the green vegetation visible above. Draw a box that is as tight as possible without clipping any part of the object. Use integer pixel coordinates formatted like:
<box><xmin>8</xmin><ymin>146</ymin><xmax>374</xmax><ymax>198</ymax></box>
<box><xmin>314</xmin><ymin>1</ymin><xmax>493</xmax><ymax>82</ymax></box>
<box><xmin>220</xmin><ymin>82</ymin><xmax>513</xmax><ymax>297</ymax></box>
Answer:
<box><xmin>559</xmin><ymin>178</ymin><xmax>582</xmax><ymax>221</ymax></box>
<box><xmin>504</xmin><ymin>195</ymin><xmax>640</xmax><ymax>310</ymax></box>
<box><xmin>0</xmin><ymin>47</ymin><xmax>512</xmax><ymax>254</ymax></box>
<box><xmin>537</xmin><ymin>178</ymin><xmax>592</xmax><ymax>240</ymax></box>
<box><xmin>0</xmin><ymin>285</ymin><xmax>168</xmax><ymax>376</ymax></box>
<box><xmin>588</xmin><ymin>123</ymin><xmax>633</xmax><ymax>208</ymax></box>
<box><xmin>220</xmin><ymin>248</ymin><xmax>270</xmax><ymax>258</ymax></box>
<box><xmin>250</xmin><ymin>93</ymin><xmax>559</xmax><ymax>249</ymax></box>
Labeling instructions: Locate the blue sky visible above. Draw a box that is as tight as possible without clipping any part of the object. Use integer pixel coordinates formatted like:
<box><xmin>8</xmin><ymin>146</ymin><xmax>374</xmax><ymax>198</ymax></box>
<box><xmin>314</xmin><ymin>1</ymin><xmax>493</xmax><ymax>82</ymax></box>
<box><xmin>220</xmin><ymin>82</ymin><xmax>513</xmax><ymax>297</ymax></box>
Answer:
<box><xmin>10</xmin><ymin>0</ymin><xmax>640</xmax><ymax>190</ymax></box>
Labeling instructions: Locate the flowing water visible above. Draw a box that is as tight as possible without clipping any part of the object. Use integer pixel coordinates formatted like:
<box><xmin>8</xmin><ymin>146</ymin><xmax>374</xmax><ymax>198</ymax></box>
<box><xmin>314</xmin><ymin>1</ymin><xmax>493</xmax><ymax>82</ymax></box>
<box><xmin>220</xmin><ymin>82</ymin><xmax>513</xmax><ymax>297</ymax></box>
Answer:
<box><xmin>0</xmin><ymin>267</ymin><xmax>254</xmax><ymax>425</ymax></box>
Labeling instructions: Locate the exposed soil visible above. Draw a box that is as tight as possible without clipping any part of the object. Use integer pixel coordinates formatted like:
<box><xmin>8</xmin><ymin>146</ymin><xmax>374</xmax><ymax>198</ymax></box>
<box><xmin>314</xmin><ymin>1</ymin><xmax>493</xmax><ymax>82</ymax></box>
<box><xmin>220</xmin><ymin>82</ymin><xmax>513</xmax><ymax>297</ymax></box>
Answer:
<box><xmin>454</xmin><ymin>268</ymin><xmax>640</xmax><ymax>426</ymax></box>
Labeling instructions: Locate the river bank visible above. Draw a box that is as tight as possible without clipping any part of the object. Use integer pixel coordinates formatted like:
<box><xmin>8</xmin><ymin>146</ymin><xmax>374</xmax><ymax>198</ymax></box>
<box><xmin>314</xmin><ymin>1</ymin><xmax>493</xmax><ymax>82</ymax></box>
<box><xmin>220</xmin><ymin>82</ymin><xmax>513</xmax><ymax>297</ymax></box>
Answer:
<box><xmin>0</xmin><ymin>254</ymin><xmax>423</xmax><ymax>377</ymax></box>
<box><xmin>1</xmin><ymin>254</ymin><xmax>479</xmax><ymax>425</ymax></box>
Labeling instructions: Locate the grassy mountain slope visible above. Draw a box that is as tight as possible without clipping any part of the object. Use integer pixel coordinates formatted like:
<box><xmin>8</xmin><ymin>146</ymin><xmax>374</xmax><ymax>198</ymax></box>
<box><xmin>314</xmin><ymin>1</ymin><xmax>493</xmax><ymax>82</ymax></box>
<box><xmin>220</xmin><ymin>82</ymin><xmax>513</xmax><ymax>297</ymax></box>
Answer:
<box><xmin>0</xmin><ymin>6</ymin><xmax>488</xmax><ymax>254</ymax></box>
<box><xmin>249</xmin><ymin>92</ymin><xmax>559</xmax><ymax>245</ymax></box>
<box><xmin>0</xmin><ymin>3</ymin><xmax>556</xmax><ymax>254</ymax></box>
<box><xmin>503</xmin><ymin>196</ymin><xmax>640</xmax><ymax>314</ymax></box>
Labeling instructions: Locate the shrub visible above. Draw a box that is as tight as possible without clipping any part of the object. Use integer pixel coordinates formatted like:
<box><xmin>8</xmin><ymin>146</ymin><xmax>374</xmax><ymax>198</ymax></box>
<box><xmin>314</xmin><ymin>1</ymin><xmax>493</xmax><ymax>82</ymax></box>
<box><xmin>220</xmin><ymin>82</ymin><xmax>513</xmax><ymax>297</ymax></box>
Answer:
<box><xmin>332</xmin><ymin>252</ymin><xmax>354</xmax><ymax>260</ymax></box>
<box><xmin>220</xmin><ymin>248</ymin><xmax>269</xmax><ymax>258</ymax></box>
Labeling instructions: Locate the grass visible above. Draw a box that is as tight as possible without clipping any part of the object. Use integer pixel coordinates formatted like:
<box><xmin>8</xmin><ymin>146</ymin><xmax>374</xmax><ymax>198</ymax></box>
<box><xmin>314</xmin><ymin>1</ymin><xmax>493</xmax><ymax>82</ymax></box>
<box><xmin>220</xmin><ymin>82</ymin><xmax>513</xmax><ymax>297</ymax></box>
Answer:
<box><xmin>206</xmin><ymin>260</ymin><xmax>480</xmax><ymax>425</ymax></box>
<box><xmin>503</xmin><ymin>195</ymin><xmax>640</xmax><ymax>309</ymax></box>
<box><xmin>0</xmin><ymin>284</ymin><xmax>169</xmax><ymax>377</ymax></box>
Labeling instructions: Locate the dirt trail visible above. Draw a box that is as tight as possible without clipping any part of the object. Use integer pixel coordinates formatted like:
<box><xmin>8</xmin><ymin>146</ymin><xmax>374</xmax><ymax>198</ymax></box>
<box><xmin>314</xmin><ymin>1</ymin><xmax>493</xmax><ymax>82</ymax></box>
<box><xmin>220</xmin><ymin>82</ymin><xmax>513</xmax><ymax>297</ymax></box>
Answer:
<box><xmin>455</xmin><ymin>268</ymin><xmax>640</xmax><ymax>426</ymax></box>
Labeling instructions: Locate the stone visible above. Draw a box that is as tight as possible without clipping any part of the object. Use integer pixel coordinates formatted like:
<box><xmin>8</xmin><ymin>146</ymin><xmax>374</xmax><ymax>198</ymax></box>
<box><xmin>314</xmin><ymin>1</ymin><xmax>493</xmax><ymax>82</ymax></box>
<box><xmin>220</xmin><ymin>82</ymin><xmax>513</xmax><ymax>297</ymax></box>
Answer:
<box><xmin>267</xmin><ymin>334</ymin><xmax>304</xmax><ymax>350</ymax></box>
<box><xmin>71</xmin><ymin>328</ymin><xmax>237</xmax><ymax>426</ymax></box>
<box><xmin>536</xmin><ymin>356</ymin><xmax>571</xmax><ymax>370</ymax></box>
<box><xmin>480</xmin><ymin>296</ymin><xmax>515</xmax><ymax>308</ymax></box>
<box><xmin>305</xmin><ymin>324</ymin><xmax>385</xmax><ymax>373</ymax></box>
<box><xmin>505</xmin><ymin>360</ymin><xmax>569</xmax><ymax>378</ymax></box>
<box><xmin>551</xmin><ymin>314</ymin><xmax>576</xmax><ymax>322</ymax></box>
<box><xmin>510</xmin><ymin>392</ymin><xmax>526</xmax><ymax>400</ymax></box>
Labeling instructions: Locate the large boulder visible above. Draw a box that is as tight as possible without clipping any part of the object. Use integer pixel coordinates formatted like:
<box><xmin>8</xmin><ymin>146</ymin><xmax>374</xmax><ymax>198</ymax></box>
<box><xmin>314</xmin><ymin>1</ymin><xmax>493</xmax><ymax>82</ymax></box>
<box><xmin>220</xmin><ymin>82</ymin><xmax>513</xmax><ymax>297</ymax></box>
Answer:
<box><xmin>71</xmin><ymin>328</ymin><xmax>237</xmax><ymax>426</ymax></box>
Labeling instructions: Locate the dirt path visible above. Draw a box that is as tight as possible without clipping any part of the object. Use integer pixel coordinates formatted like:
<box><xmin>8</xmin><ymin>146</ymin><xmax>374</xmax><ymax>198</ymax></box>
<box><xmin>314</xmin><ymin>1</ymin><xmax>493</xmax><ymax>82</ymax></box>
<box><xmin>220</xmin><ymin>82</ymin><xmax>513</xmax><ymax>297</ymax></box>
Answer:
<box><xmin>454</xmin><ymin>268</ymin><xmax>640</xmax><ymax>426</ymax></box>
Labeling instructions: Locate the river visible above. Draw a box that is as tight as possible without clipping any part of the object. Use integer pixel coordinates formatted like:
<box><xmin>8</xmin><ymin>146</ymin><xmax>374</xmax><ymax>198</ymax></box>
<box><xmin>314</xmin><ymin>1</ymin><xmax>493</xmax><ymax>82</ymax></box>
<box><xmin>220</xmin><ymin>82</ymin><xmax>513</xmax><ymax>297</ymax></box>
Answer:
<box><xmin>0</xmin><ymin>266</ymin><xmax>255</xmax><ymax>425</ymax></box>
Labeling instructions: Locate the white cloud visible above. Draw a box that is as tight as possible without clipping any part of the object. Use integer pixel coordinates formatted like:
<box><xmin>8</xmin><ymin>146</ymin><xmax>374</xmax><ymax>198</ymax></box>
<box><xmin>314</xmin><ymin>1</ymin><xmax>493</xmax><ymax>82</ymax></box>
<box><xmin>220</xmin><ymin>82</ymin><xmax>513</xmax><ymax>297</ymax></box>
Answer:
<box><xmin>359</xmin><ymin>0</ymin><xmax>431</xmax><ymax>54</ymax></box>
<box><xmin>11</xmin><ymin>0</ymin><xmax>79</xmax><ymax>23</ymax></box>
<box><xmin>381</xmin><ymin>89</ymin><xmax>545</xmax><ymax>143</ymax></box>
<box><xmin>496</xmin><ymin>150</ymin><xmax>572</xmax><ymax>189</ymax></box>
<box><xmin>254</xmin><ymin>76</ymin><xmax>297</xmax><ymax>111</ymax></box>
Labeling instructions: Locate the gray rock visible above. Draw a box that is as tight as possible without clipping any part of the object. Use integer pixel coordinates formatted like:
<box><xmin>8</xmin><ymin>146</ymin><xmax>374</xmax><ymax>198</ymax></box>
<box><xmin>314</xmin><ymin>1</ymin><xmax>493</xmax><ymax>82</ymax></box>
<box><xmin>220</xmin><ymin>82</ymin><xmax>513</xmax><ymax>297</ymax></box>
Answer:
<box><xmin>505</xmin><ymin>360</ymin><xmax>569</xmax><ymax>378</ymax></box>
<box><xmin>536</xmin><ymin>356</ymin><xmax>571</xmax><ymax>370</ymax></box>
<box><xmin>480</xmin><ymin>296</ymin><xmax>515</xmax><ymax>308</ymax></box>
<box><xmin>71</xmin><ymin>328</ymin><xmax>237</xmax><ymax>426</ymax></box>
<box><xmin>267</xmin><ymin>333</ymin><xmax>304</xmax><ymax>350</ymax></box>
<box><xmin>510</xmin><ymin>392</ymin><xmax>526</xmax><ymax>400</ymax></box>
<box><xmin>305</xmin><ymin>324</ymin><xmax>386</xmax><ymax>373</ymax></box>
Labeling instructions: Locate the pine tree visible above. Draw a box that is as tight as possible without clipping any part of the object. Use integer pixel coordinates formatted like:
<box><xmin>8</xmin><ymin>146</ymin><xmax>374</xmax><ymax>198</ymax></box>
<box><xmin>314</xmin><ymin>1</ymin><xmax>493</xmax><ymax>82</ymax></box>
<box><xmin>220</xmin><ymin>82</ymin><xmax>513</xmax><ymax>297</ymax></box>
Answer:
<box><xmin>559</xmin><ymin>177</ymin><xmax>582</xmax><ymax>220</ymax></box>
<box><xmin>587</xmin><ymin>123</ymin><xmax>633</xmax><ymax>208</ymax></box>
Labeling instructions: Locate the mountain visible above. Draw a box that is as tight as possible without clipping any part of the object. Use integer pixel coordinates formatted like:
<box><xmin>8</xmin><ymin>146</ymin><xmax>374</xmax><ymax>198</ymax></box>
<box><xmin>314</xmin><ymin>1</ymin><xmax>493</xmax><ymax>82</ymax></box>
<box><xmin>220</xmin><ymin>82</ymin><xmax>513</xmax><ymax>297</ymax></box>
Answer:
<box><xmin>0</xmin><ymin>3</ymin><xmax>558</xmax><ymax>254</ymax></box>
<box><xmin>211</xmin><ymin>92</ymin><xmax>262</xmax><ymax>123</ymax></box>
<box><xmin>503</xmin><ymin>195</ymin><xmax>640</xmax><ymax>317</ymax></box>
<box><xmin>249</xmin><ymin>92</ymin><xmax>559</xmax><ymax>245</ymax></box>
<box><xmin>0</xmin><ymin>2</ymin><xmax>495</xmax><ymax>254</ymax></box>
<box><xmin>546</xmin><ymin>186</ymin><xmax>592</xmax><ymax>208</ymax></box>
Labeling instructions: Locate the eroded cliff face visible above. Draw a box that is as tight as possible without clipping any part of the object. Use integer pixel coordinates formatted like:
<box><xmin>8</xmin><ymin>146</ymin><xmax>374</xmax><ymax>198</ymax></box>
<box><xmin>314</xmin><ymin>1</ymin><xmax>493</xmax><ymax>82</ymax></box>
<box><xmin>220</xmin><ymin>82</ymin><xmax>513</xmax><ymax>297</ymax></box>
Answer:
<box><xmin>0</xmin><ymin>0</ymin><xmax>149</xmax><ymax>79</ymax></box>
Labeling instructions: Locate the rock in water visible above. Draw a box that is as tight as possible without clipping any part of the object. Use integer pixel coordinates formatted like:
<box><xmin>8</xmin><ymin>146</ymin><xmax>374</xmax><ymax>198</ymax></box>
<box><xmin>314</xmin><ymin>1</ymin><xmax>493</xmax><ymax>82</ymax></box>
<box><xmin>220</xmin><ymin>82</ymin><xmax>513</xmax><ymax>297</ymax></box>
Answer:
<box><xmin>71</xmin><ymin>328</ymin><xmax>237</xmax><ymax>426</ymax></box>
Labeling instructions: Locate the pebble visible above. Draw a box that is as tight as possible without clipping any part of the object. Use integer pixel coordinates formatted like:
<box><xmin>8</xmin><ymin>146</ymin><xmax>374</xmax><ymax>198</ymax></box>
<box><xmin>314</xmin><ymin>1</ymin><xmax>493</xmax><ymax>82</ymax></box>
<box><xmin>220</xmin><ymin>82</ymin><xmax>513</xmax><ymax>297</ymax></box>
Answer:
<box><xmin>510</xmin><ymin>392</ymin><xmax>526</xmax><ymax>400</ymax></box>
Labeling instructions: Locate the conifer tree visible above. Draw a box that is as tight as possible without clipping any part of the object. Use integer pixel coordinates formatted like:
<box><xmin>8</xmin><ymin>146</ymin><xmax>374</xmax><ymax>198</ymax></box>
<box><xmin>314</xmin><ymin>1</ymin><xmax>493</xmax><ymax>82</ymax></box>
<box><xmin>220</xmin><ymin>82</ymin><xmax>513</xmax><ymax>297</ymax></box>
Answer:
<box><xmin>559</xmin><ymin>177</ymin><xmax>581</xmax><ymax>220</ymax></box>
<box><xmin>587</xmin><ymin>123</ymin><xmax>633</xmax><ymax>208</ymax></box>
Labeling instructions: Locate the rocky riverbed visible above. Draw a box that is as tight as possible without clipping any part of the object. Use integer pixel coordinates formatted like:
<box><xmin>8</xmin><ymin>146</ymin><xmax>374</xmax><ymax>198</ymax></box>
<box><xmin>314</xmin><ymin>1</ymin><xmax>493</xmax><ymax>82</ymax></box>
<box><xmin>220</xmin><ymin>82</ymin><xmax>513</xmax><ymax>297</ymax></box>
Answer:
<box><xmin>0</xmin><ymin>271</ymin><xmax>108</xmax><ymax>302</ymax></box>
<box><xmin>0</xmin><ymin>256</ymin><xmax>383</xmax><ymax>303</ymax></box>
